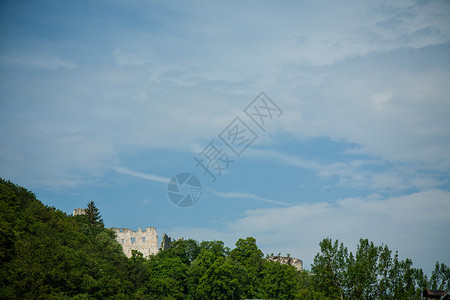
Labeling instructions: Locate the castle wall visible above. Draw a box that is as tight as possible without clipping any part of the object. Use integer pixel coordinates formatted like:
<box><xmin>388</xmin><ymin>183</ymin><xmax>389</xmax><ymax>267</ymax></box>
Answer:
<box><xmin>73</xmin><ymin>208</ymin><xmax>86</xmax><ymax>216</ymax></box>
<box><xmin>111</xmin><ymin>227</ymin><xmax>159</xmax><ymax>258</ymax></box>
<box><xmin>266</xmin><ymin>256</ymin><xmax>303</xmax><ymax>271</ymax></box>
<box><xmin>161</xmin><ymin>233</ymin><xmax>172</xmax><ymax>250</ymax></box>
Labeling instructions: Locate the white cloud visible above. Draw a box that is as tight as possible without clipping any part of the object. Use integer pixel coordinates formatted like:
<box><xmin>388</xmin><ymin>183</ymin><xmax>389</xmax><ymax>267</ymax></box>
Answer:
<box><xmin>1</xmin><ymin>0</ymin><xmax>449</xmax><ymax>191</ymax></box>
<box><xmin>113</xmin><ymin>166</ymin><xmax>170</xmax><ymax>184</ymax></box>
<box><xmin>0</xmin><ymin>0</ymin><xmax>448</xmax><ymax>257</ymax></box>
<box><xmin>0</xmin><ymin>0</ymin><xmax>448</xmax><ymax>278</ymax></box>
<box><xmin>210</xmin><ymin>189</ymin><xmax>292</xmax><ymax>207</ymax></box>
<box><xmin>246</xmin><ymin>148</ymin><xmax>445</xmax><ymax>191</ymax></box>
<box><xmin>276</xmin><ymin>47</ymin><xmax>450</xmax><ymax>171</ymax></box>
<box><xmin>170</xmin><ymin>189</ymin><xmax>450</xmax><ymax>274</ymax></box>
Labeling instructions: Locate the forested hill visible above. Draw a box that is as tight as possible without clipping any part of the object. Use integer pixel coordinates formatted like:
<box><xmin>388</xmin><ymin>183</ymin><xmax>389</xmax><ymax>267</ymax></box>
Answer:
<box><xmin>0</xmin><ymin>178</ymin><xmax>133</xmax><ymax>299</ymax></box>
<box><xmin>1</xmin><ymin>178</ymin><xmax>449</xmax><ymax>299</ymax></box>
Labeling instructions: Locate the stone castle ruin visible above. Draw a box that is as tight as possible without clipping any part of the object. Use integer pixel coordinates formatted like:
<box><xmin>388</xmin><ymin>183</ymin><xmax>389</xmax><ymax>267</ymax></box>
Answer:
<box><xmin>73</xmin><ymin>208</ymin><xmax>170</xmax><ymax>258</ymax></box>
<box><xmin>73</xmin><ymin>209</ymin><xmax>302</xmax><ymax>264</ymax></box>
<box><xmin>111</xmin><ymin>227</ymin><xmax>159</xmax><ymax>258</ymax></box>
<box><xmin>73</xmin><ymin>208</ymin><xmax>86</xmax><ymax>216</ymax></box>
<box><xmin>266</xmin><ymin>256</ymin><xmax>303</xmax><ymax>271</ymax></box>
<box><xmin>161</xmin><ymin>233</ymin><xmax>172</xmax><ymax>251</ymax></box>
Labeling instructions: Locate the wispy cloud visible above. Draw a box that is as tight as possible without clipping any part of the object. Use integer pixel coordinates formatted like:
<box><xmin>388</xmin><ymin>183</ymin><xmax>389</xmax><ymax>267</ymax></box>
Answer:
<box><xmin>210</xmin><ymin>189</ymin><xmax>292</xmax><ymax>207</ymax></box>
<box><xmin>247</xmin><ymin>148</ymin><xmax>446</xmax><ymax>191</ymax></box>
<box><xmin>112</xmin><ymin>166</ymin><xmax>170</xmax><ymax>184</ymax></box>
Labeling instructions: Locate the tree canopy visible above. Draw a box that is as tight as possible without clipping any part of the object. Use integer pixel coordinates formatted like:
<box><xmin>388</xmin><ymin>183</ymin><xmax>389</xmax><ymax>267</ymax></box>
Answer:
<box><xmin>85</xmin><ymin>200</ymin><xmax>104</xmax><ymax>228</ymax></box>
<box><xmin>1</xmin><ymin>178</ymin><xmax>448</xmax><ymax>299</ymax></box>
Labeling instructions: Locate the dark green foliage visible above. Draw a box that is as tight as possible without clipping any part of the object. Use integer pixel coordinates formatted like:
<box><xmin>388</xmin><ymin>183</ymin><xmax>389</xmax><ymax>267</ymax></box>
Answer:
<box><xmin>196</xmin><ymin>257</ymin><xmax>244</xmax><ymax>299</ymax></box>
<box><xmin>146</xmin><ymin>255</ymin><xmax>188</xmax><ymax>299</ymax></box>
<box><xmin>85</xmin><ymin>200</ymin><xmax>104</xmax><ymax>228</ymax></box>
<box><xmin>0</xmin><ymin>179</ymin><xmax>132</xmax><ymax>299</ymax></box>
<box><xmin>310</xmin><ymin>237</ymin><xmax>439</xmax><ymax>299</ymax></box>
<box><xmin>311</xmin><ymin>238</ymin><xmax>348</xmax><ymax>299</ymax></box>
<box><xmin>228</xmin><ymin>237</ymin><xmax>264</xmax><ymax>298</ymax></box>
<box><xmin>1</xmin><ymin>178</ymin><xmax>448</xmax><ymax>299</ymax></box>
<box><xmin>430</xmin><ymin>261</ymin><xmax>450</xmax><ymax>291</ymax></box>
<box><xmin>260</xmin><ymin>259</ymin><xmax>301</xmax><ymax>300</ymax></box>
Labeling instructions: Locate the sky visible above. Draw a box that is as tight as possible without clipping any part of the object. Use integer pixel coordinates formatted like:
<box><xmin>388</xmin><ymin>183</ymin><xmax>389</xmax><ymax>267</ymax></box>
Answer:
<box><xmin>1</xmin><ymin>0</ymin><xmax>449</xmax><ymax>274</ymax></box>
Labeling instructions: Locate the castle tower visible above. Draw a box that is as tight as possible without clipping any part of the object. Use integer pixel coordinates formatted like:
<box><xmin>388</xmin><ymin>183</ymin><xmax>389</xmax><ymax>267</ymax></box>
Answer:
<box><xmin>161</xmin><ymin>233</ymin><xmax>172</xmax><ymax>250</ymax></box>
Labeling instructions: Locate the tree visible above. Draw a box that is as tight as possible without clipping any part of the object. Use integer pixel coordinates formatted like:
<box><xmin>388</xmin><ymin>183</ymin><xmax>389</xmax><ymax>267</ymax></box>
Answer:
<box><xmin>4</xmin><ymin>178</ymin><xmax>449</xmax><ymax>300</ymax></box>
<box><xmin>85</xmin><ymin>201</ymin><xmax>104</xmax><ymax>228</ymax></box>
<box><xmin>346</xmin><ymin>239</ymin><xmax>383</xmax><ymax>299</ymax></box>
<box><xmin>159</xmin><ymin>238</ymin><xmax>201</xmax><ymax>266</ymax></box>
<box><xmin>145</xmin><ymin>256</ymin><xmax>188</xmax><ymax>299</ymax></box>
<box><xmin>430</xmin><ymin>261</ymin><xmax>450</xmax><ymax>291</ymax></box>
<box><xmin>260</xmin><ymin>260</ymin><xmax>301</xmax><ymax>300</ymax></box>
<box><xmin>296</xmin><ymin>270</ymin><xmax>329</xmax><ymax>300</ymax></box>
<box><xmin>229</xmin><ymin>237</ymin><xmax>263</xmax><ymax>268</ymax></box>
<box><xmin>229</xmin><ymin>237</ymin><xmax>264</xmax><ymax>298</ymax></box>
<box><xmin>187</xmin><ymin>241</ymin><xmax>229</xmax><ymax>298</ymax></box>
<box><xmin>311</xmin><ymin>238</ymin><xmax>429</xmax><ymax>299</ymax></box>
<box><xmin>311</xmin><ymin>238</ymin><xmax>348</xmax><ymax>299</ymax></box>
<box><xmin>196</xmin><ymin>257</ymin><xmax>243</xmax><ymax>300</ymax></box>
<box><xmin>0</xmin><ymin>178</ymin><xmax>134</xmax><ymax>299</ymax></box>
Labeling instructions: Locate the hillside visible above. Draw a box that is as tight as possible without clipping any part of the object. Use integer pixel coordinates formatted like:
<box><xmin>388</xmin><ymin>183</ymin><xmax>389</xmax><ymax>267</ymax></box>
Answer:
<box><xmin>0</xmin><ymin>179</ymin><xmax>303</xmax><ymax>299</ymax></box>
<box><xmin>1</xmin><ymin>178</ymin><xmax>448</xmax><ymax>299</ymax></box>
<box><xmin>0</xmin><ymin>178</ymin><xmax>135</xmax><ymax>299</ymax></box>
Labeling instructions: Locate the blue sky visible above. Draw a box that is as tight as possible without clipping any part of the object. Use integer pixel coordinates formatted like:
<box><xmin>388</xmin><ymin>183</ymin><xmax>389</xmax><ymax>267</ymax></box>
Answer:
<box><xmin>1</xmin><ymin>0</ymin><xmax>449</xmax><ymax>274</ymax></box>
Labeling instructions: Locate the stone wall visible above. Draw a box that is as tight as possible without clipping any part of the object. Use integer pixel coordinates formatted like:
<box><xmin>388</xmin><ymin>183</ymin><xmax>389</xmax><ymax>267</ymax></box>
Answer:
<box><xmin>266</xmin><ymin>256</ymin><xmax>303</xmax><ymax>271</ymax></box>
<box><xmin>111</xmin><ymin>227</ymin><xmax>159</xmax><ymax>258</ymax></box>
<box><xmin>161</xmin><ymin>233</ymin><xmax>172</xmax><ymax>250</ymax></box>
<box><xmin>73</xmin><ymin>208</ymin><xmax>86</xmax><ymax>216</ymax></box>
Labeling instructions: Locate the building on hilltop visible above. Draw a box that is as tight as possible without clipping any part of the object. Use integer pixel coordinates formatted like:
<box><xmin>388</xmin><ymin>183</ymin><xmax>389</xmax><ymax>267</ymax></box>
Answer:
<box><xmin>266</xmin><ymin>256</ymin><xmax>303</xmax><ymax>271</ymax></box>
<box><xmin>161</xmin><ymin>233</ymin><xmax>172</xmax><ymax>250</ymax></box>
<box><xmin>111</xmin><ymin>227</ymin><xmax>159</xmax><ymax>258</ymax></box>
<box><xmin>73</xmin><ymin>206</ymin><xmax>166</xmax><ymax>258</ymax></box>
<box><xmin>73</xmin><ymin>208</ymin><xmax>86</xmax><ymax>216</ymax></box>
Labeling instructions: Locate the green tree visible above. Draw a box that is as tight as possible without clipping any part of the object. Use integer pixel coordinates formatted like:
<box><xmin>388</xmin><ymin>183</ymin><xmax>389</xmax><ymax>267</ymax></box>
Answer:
<box><xmin>229</xmin><ymin>237</ymin><xmax>263</xmax><ymax>268</ymax></box>
<box><xmin>346</xmin><ymin>239</ymin><xmax>383</xmax><ymax>298</ymax></box>
<box><xmin>187</xmin><ymin>241</ymin><xmax>228</xmax><ymax>298</ymax></box>
<box><xmin>3</xmin><ymin>178</ymin><xmax>448</xmax><ymax>300</ymax></box>
<box><xmin>260</xmin><ymin>260</ymin><xmax>301</xmax><ymax>300</ymax></box>
<box><xmin>296</xmin><ymin>270</ymin><xmax>328</xmax><ymax>300</ymax></box>
<box><xmin>0</xmin><ymin>178</ymin><xmax>134</xmax><ymax>299</ymax></box>
<box><xmin>85</xmin><ymin>201</ymin><xmax>104</xmax><ymax>228</ymax></box>
<box><xmin>145</xmin><ymin>255</ymin><xmax>188</xmax><ymax>299</ymax></box>
<box><xmin>229</xmin><ymin>237</ymin><xmax>264</xmax><ymax>298</ymax></box>
<box><xmin>311</xmin><ymin>238</ymin><xmax>429</xmax><ymax>299</ymax></box>
<box><xmin>430</xmin><ymin>261</ymin><xmax>450</xmax><ymax>291</ymax></box>
<box><xmin>311</xmin><ymin>238</ymin><xmax>348</xmax><ymax>299</ymax></box>
<box><xmin>196</xmin><ymin>256</ymin><xmax>243</xmax><ymax>300</ymax></box>
<box><xmin>159</xmin><ymin>238</ymin><xmax>201</xmax><ymax>266</ymax></box>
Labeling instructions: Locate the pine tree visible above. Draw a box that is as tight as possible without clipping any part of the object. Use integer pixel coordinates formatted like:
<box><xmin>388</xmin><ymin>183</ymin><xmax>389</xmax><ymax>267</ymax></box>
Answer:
<box><xmin>85</xmin><ymin>201</ymin><xmax>104</xmax><ymax>227</ymax></box>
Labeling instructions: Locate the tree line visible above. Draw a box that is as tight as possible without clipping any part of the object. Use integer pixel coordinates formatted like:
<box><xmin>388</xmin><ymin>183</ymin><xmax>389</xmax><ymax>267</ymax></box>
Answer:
<box><xmin>0</xmin><ymin>178</ymin><xmax>448</xmax><ymax>299</ymax></box>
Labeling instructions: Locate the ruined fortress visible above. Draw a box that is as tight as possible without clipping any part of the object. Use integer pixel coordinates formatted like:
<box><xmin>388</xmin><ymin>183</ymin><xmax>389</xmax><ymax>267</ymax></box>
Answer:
<box><xmin>73</xmin><ymin>208</ymin><xmax>168</xmax><ymax>258</ymax></box>
<box><xmin>111</xmin><ymin>227</ymin><xmax>159</xmax><ymax>258</ymax></box>
<box><xmin>73</xmin><ymin>210</ymin><xmax>302</xmax><ymax>266</ymax></box>
<box><xmin>266</xmin><ymin>256</ymin><xmax>303</xmax><ymax>271</ymax></box>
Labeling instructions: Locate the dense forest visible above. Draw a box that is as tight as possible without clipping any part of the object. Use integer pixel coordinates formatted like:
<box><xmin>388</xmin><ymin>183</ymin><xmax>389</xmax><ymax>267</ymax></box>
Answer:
<box><xmin>0</xmin><ymin>178</ymin><xmax>449</xmax><ymax>299</ymax></box>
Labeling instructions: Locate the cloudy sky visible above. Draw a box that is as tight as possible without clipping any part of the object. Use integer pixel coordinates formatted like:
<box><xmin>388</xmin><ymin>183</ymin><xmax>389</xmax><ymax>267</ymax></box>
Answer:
<box><xmin>1</xmin><ymin>0</ymin><xmax>449</xmax><ymax>274</ymax></box>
